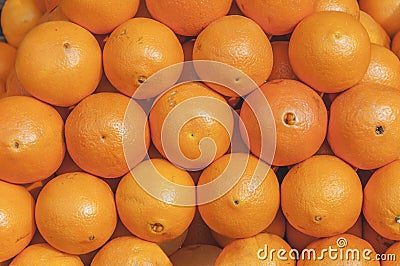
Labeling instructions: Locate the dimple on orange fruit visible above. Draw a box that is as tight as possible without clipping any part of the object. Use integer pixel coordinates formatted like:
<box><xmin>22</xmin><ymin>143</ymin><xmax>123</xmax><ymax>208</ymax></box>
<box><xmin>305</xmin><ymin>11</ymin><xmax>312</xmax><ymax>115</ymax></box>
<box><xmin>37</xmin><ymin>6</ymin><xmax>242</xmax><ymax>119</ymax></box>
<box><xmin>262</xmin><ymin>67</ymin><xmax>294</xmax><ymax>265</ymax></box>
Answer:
<box><xmin>289</xmin><ymin>11</ymin><xmax>371</xmax><ymax>93</ymax></box>
<box><xmin>15</xmin><ymin>21</ymin><xmax>102</xmax><ymax>107</ymax></box>
<box><xmin>281</xmin><ymin>155</ymin><xmax>363</xmax><ymax>238</ymax></box>
<box><xmin>0</xmin><ymin>96</ymin><xmax>65</xmax><ymax>184</ymax></box>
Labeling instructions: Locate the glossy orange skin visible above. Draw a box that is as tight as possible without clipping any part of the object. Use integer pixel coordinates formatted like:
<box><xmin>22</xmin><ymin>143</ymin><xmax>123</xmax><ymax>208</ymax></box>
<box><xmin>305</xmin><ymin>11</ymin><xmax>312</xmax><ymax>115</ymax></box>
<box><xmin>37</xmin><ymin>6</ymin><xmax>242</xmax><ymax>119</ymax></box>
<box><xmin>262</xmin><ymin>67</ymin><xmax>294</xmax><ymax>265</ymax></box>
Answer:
<box><xmin>15</xmin><ymin>21</ymin><xmax>102</xmax><ymax>107</ymax></box>
<box><xmin>364</xmin><ymin>160</ymin><xmax>400</xmax><ymax>240</ymax></box>
<box><xmin>382</xmin><ymin>242</ymin><xmax>400</xmax><ymax>266</ymax></box>
<box><xmin>198</xmin><ymin>153</ymin><xmax>280</xmax><ymax>239</ymax></box>
<box><xmin>170</xmin><ymin>244</ymin><xmax>222</xmax><ymax>266</ymax></box>
<box><xmin>235</xmin><ymin>0</ymin><xmax>314</xmax><ymax>35</ymax></box>
<box><xmin>328</xmin><ymin>83</ymin><xmax>400</xmax><ymax>170</ymax></box>
<box><xmin>314</xmin><ymin>0</ymin><xmax>360</xmax><ymax>19</ymax></box>
<box><xmin>281</xmin><ymin>155</ymin><xmax>363</xmax><ymax>238</ymax></box>
<box><xmin>65</xmin><ymin>92</ymin><xmax>150</xmax><ymax>178</ymax></box>
<box><xmin>35</xmin><ymin>172</ymin><xmax>117</xmax><ymax>255</ymax></box>
<box><xmin>103</xmin><ymin>18</ymin><xmax>184</xmax><ymax>98</ymax></box>
<box><xmin>360</xmin><ymin>11</ymin><xmax>391</xmax><ymax>49</ymax></box>
<box><xmin>91</xmin><ymin>236</ymin><xmax>172</xmax><ymax>266</ymax></box>
<box><xmin>0</xmin><ymin>43</ymin><xmax>16</xmax><ymax>81</ymax></box>
<box><xmin>0</xmin><ymin>181</ymin><xmax>35</xmax><ymax>262</ymax></box>
<box><xmin>363</xmin><ymin>219</ymin><xmax>396</xmax><ymax>254</ymax></box>
<box><xmin>0</xmin><ymin>96</ymin><xmax>65</xmax><ymax>184</ymax></box>
<box><xmin>10</xmin><ymin>243</ymin><xmax>83</xmax><ymax>266</ymax></box>
<box><xmin>289</xmin><ymin>11</ymin><xmax>371</xmax><ymax>93</ymax></box>
<box><xmin>60</xmin><ymin>0</ymin><xmax>139</xmax><ymax>34</ymax></box>
<box><xmin>241</xmin><ymin>79</ymin><xmax>327</xmax><ymax>166</ymax></box>
<box><xmin>146</xmin><ymin>0</ymin><xmax>232</xmax><ymax>36</ymax></box>
<box><xmin>192</xmin><ymin>15</ymin><xmax>273</xmax><ymax>96</ymax></box>
<box><xmin>268</xmin><ymin>41</ymin><xmax>297</xmax><ymax>81</ymax></box>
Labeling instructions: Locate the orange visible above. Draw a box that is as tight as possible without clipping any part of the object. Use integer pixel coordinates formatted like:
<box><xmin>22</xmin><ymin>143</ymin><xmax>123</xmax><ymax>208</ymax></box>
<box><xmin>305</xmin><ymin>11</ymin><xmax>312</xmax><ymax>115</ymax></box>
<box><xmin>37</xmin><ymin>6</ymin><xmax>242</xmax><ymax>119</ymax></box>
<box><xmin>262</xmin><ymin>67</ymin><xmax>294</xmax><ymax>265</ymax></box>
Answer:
<box><xmin>192</xmin><ymin>15</ymin><xmax>273</xmax><ymax>97</ymax></box>
<box><xmin>289</xmin><ymin>11</ymin><xmax>371</xmax><ymax>93</ymax></box>
<box><xmin>1</xmin><ymin>0</ymin><xmax>43</xmax><ymax>47</ymax></box>
<box><xmin>10</xmin><ymin>243</ymin><xmax>83</xmax><ymax>265</ymax></box>
<box><xmin>65</xmin><ymin>92</ymin><xmax>150</xmax><ymax>178</ymax></box>
<box><xmin>0</xmin><ymin>181</ymin><xmax>35</xmax><ymax>262</ymax></box>
<box><xmin>183</xmin><ymin>208</ymin><xmax>219</xmax><ymax>247</ymax></box>
<box><xmin>364</xmin><ymin>160</ymin><xmax>400</xmax><ymax>240</ymax></box>
<box><xmin>15</xmin><ymin>21</ymin><xmax>102</xmax><ymax>107</ymax></box>
<box><xmin>314</xmin><ymin>0</ymin><xmax>360</xmax><ymax>19</ymax></box>
<box><xmin>235</xmin><ymin>0</ymin><xmax>314</xmax><ymax>35</ymax></box>
<box><xmin>268</xmin><ymin>41</ymin><xmax>297</xmax><ymax>81</ymax></box>
<box><xmin>198</xmin><ymin>153</ymin><xmax>280</xmax><ymax>239</ymax></box>
<box><xmin>359</xmin><ymin>44</ymin><xmax>400</xmax><ymax>89</ymax></box>
<box><xmin>146</xmin><ymin>0</ymin><xmax>231</xmax><ymax>36</ymax></box>
<box><xmin>215</xmin><ymin>233</ymin><xmax>295</xmax><ymax>265</ymax></box>
<box><xmin>0</xmin><ymin>42</ymin><xmax>16</xmax><ymax>81</ymax></box>
<box><xmin>297</xmin><ymin>234</ymin><xmax>380</xmax><ymax>265</ymax></box>
<box><xmin>170</xmin><ymin>244</ymin><xmax>222</xmax><ymax>266</ymax></box>
<box><xmin>382</xmin><ymin>242</ymin><xmax>400</xmax><ymax>265</ymax></box>
<box><xmin>35</xmin><ymin>172</ymin><xmax>117</xmax><ymax>254</ymax></box>
<box><xmin>37</xmin><ymin>6</ymin><xmax>69</xmax><ymax>24</ymax></box>
<box><xmin>5</xmin><ymin>69</ymin><xmax>30</xmax><ymax>97</ymax></box>
<box><xmin>91</xmin><ymin>236</ymin><xmax>172</xmax><ymax>266</ymax></box>
<box><xmin>241</xmin><ymin>79</ymin><xmax>327</xmax><ymax>166</ymax></box>
<box><xmin>149</xmin><ymin>82</ymin><xmax>233</xmax><ymax>170</ymax></box>
<box><xmin>359</xmin><ymin>0</ymin><xmax>400</xmax><ymax>37</ymax></box>
<box><xmin>0</xmin><ymin>96</ymin><xmax>65</xmax><ymax>184</ymax></box>
<box><xmin>363</xmin><ymin>219</ymin><xmax>396</xmax><ymax>254</ymax></box>
<box><xmin>328</xmin><ymin>83</ymin><xmax>400</xmax><ymax>170</ymax></box>
<box><xmin>116</xmin><ymin>158</ymin><xmax>196</xmax><ymax>243</ymax></box>
<box><xmin>103</xmin><ymin>17</ymin><xmax>184</xmax><ymax>98</ymax></box>
<box><xmin>281</xmin><ymin>155</ymin><xmax>363</xmax><ymax>238</ymax></box>
<box><xmin>60</xmin><ymin>0</ymin><xmax>139</xmax><ymax>34</ymax></box>
<box><xmin>360</xmin><ymin>11</ymin><xmax>391</xmax><ymax>49</ymax></box>
<box><xmin>392</xmin><ymin>31</ymin><xmax>400</xmax><ymax>59</ymax></box>
<box><xmin>34</xmin><ymin>0</ymin><xmax>59</xmax><ymax>12</ymax></box>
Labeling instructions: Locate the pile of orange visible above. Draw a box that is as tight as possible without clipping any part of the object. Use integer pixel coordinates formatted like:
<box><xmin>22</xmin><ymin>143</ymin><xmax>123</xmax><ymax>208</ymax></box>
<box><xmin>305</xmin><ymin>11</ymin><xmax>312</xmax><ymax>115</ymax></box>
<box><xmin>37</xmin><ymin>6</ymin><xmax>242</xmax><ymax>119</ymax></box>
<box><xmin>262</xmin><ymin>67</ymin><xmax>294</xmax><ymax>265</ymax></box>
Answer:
<box><xmin>1</xmin><ymin>0</ymin><xmax>400</xmax><ymax>264</ymax></box>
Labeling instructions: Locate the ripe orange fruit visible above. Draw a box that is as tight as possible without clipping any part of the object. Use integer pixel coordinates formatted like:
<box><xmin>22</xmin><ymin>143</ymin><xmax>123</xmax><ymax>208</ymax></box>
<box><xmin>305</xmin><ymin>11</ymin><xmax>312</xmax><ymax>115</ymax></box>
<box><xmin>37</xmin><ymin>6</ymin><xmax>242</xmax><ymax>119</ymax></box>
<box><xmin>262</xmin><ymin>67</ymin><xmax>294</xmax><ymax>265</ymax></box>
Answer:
<box><xmin>289</xmin><ymin>11</ymin><xmax>371</xmax><ymax>93</ymax></box>
<box><xmin>268</xmin><ymin>41</ymin><xmax>297</xmax><ymax>81</ymax></box>
<box><xmin>146</xmin><ymin>0</ymin><xmax>232</xmax><ymax>36</ymax></box>
<box><xmin>91</xmin><ymin>236</ymin><xmax>172</xmax><ymax>266</ymax></box>
<box><xmin>359</xmin><ymin>11</ymin><xmax>391</xmax><ymax>49</ymax></box>
<box><xmin>170</xmin><ymin>244</ymin><xmax>222</xmax><ymax>266</ymax></box>
<box><xmin>392</xmin><ymin>31</ymin><xmax>400</xmax><ymax>59</ymax></box>
<box><xmin>192</xmin><ymin>15</ymin><xmax>273</xmax><ymax>97</ymax></box>
<box><xmin>0</xmin><ymin>181</ymin><xmax>35</xmax><ymax>262</ymax></box>
<box><xmin>363</xmin><ymin>219</ymin><xmax>396</xmax><ymax>254</ymax></box>
<box><xmin>15</xmin><ymin>21</ymin><xmax>102</xmax><ymax>107</ymax></box>
<box><xmin>281</xmin><ymin>155</ymin><xmax>363</xmax><ymax>238</ymax></box>
<box><xmin>0</xmin><ymin>42</ymin><xmax>16</xmax><ymax>81</ymax></box>
<box><xmin>1</xmin><ymin>0</ymin><xmax>43</xmax><ymax>47</ymax></box>
<box><xmin>297</xmin><ymin>234</ymin><xmax>380</xmax><ymax>265</ymax></box>
<box><xmin>198</xmin><ymin>153</ymin><xmax>280</xmax><ymax>239</ymax></box>
<box><xmin>60</xmin><ymin>0</ymin><xmax>139</xmax><ymax>34</ymax></box>
<box><xmin>328</xmin><ymin>83</ymin><xmax>400</xmax><ymax>170</ymax></box>
<box><xmin>5</xmin><ymin>69</ymin><xmax>30</xmax><ymax>98</ymax></box>
<box><xmin>65</xmin><ymin>92</ymin><xmax>150</xmax><ymax>178</ymax></box>
<box><xmin>103</xmin><ymin>18</ymin><xmax>184</xmax><ymax>98</ymax></box>
<box><xmin>364</xmin><ymin>160</ymin><xmax>400</xmax><ymax>240</ymax></box>
<box><xmin>235</xmin><ymin>0</ymin><xmax>314</xmax><ymax>35</ymax></box>
<box><xmin>10</xmin><ymin>243</ymin><xmax>83</xmax><ymax>265</ymax></box>
<box><xmin>359</xmin><ymin>44</ymin><xmax>400</xmax><ymax>89</ymax></box>
<box><xmin>241</xmin><ymin>79</ymin><xmax>327</xmax><ymax>166</ymax></box>
<box><xmin>314</xmin><ymin>0</ymin><xmax>360</xmax><ymax>19</ymax></box>
<box><xmin>0</xmin><ymin>96</ymin><xmax>65</xmax><ymax>184</ymax></box>
<box><xmin>215</xmin><ymin>233</ymin><xmax>295</xmax><ymax>265</ymax></box>
<box><xmin>36</xmin><ymin>172</ymin><xmax>117</xmax><ymax>254</ymax></box>
<box><xmin>382</xmin><ymin>242</ymin><xmax>400</xmax><ymax>266</ymax></box>
<box><xmin>116</xmin><ymin>158</ymin><xmax>196</xmax><ymax>243</ymax></box>
<box><xmin>359</xmin><ymin>0</ymin><xmax>400</xmax><ymax>37</ymax></box>
<box><xmin>149</xmin><ymin>82</ymin><xmax>233</xmax><ymax>170</ymax></box>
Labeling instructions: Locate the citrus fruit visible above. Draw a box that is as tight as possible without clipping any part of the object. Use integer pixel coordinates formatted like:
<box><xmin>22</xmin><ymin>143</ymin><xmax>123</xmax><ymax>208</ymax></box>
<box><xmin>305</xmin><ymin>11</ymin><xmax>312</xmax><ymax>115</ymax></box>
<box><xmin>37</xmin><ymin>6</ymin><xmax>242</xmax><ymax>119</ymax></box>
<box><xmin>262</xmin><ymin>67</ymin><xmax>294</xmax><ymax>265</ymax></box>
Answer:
<box><xmin>145</xmin><ymin>0</ymin><xmax>232</xmax><ymax>36</ymax></box>
<box><xmin>314</xmin><ymin>0</ymin><xmax>360</xmax><ymax>19</ymax></box>
<box><xmin>0</xmin><ymin>42</ymin><xmax>16</xmax><ymax>81</ymax></box>
<box><xmin>0</xmin><ymin>96</ymin><xmax>65</xmax><ymax>184</ymax></box>
<box><xmin>103</xmin><ymin>17</ymin><xmax>184</xmax><ymax>98</ymax></box>
<box><xmin>15</xmin><ymin>21</ymin><xmax>102</xmax><ymax>107</ymax></box>
<box><xmin>198</xmin><ymin>153</ymin><xmax>280</xmax><ymax>239</ymax></box>
<box><xmin>116</xmin><ymin>158</ymin><xmax>196</xmax><ymax>243</ymax></box>
<box><xmin>289</xmin><ymin>11</ymin><xmax>371</xmax><ymax>93</ymax></box>
<box><xmin>0</xmin><ymin>181</ymin><xmax>35</xmax><ymax>262</ymax></box>
<box><xmin>268</xmin><ymin>41</ymin><xmax>297</xmax><ymax>81</ymax></box>
<box><xmin>65</xmin><ymin>92</ymin><xmax>150</xmax><ymax>178</ymax></box>
<box><xmin>359</xmin><ymin>11</ymin><xmax>391</xmax><ymax>48</ymax></box>
<box><xmin>192</xmin><ymin>15</ymin><xmax>273</xmax><ymax>96</ymax></box>
<box><xmin>170</xmin><ymin>244</ymin><xmax>222</xmax><ymax>266</ymax></box>
<box><xmin>382</xmin><ymin>242</ymin><xmax>400</xmax><ymax>266</ymax></box>
<box><xmin>37</xmin><ymin>6</ymin><xmax>69</xmax><ymax>24</ymax></box>
<box><xmin>327</xmin><ymin>83</ymin><xmax>400</xmax><ymax>170</ymax></box>
<box><xmin>281</xmin><ymin>155</ymin><xmax>363</xmax><ymax>238</ymax></box>
<box><xmin>35</xmin><ymin>172</ymin><xmax>117</xmax><ymax>254</ymax></box>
